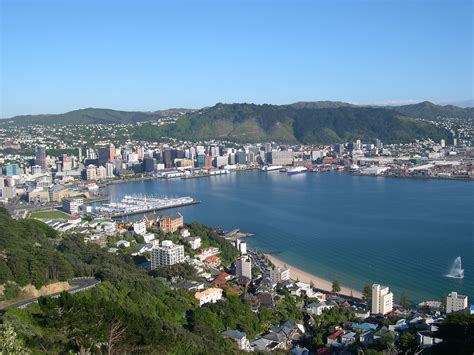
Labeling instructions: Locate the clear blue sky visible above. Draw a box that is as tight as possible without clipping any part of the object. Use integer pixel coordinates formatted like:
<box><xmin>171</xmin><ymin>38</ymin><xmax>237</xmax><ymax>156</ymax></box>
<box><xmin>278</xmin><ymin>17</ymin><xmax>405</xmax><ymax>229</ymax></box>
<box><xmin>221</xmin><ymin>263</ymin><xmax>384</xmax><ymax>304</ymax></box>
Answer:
<box><xmin>1</xmin><ymin>0</ymin><xmax>472</xmax><ymax>117</ymax></box>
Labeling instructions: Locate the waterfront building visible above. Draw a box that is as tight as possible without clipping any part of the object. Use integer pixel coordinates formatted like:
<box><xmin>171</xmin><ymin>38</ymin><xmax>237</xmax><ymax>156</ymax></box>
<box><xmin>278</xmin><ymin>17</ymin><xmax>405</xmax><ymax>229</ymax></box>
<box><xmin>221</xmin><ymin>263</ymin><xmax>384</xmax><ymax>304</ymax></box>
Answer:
<box><xmin>35</xmin><ymin>145</ymin><xmax>47</xmax><ymax>171</ymax></box>
<box><xmin>236</xmin><ymin>150</ymin><xmax>247</xmax><ymax>164</ymax></box>
<box><xmin>266</xmin><ymin>150</ymin><xmax>293</xmax><ymax>166</ymax></box>
<box><xmin>194</xmin><ymin>287</ymin><xmax>223</xmax><ymax>307</ymax></box>
<box><xmin>446</xmin><ymin>292</ymin><xmax>468</xmax><ymax>314</ymax></box>
<box><xmin>105</xmin><ymin>162</ymin><xmax>115</xmax><ymax>177</ymax></box>
<box><xmin>62</xmin><ymin>197</ymin><xmax>84</xmax><ymax>215</ymax></box>
<box><xmin>151</xmin><ymin>240</ymin><xmax>185</xmax><ymax>269</ymax></box>
<box><xmin>96</xmin><ymin>166</ymin><xmax>107</xmax><ymax>180</ymax></box>
<box><xmin>163</xmin><ymin>148</ymin><xmax>172</xmax><ymax>168</ymax></box>
<box><xmin>159</xmin><ymin>212</ymin><xmax>184</xmax><ymax>233</ymax></box>
<box><xmin>204</xmin><ymin>155</ymin><xmax>212</xmax><ymax>169</ymax></box>
<box><xmin>213</xmin><ymin>156</ymin><xmax>228</xmax><ymax>168</ymax></box>
<box><xmin>371</xmin><ymin>284</ymin><xmax>393</xmax><ymax>315</ymax></box>
<box><xmin>197</xmin><ymin>154</ymin><xmax>205</xmax><ymax>167</ymax></box>
<box><xmin>86</xmin><ymin>165</ymin><xmax>97</xmax><ymax>180</ymax></box>
<box><xmin>236</xmin><ymin>257</ymin><xmax>252</xmax><ymax>279</ymax></box>
<box><xmin>143</xmin><ymin>157</ymin><xmax>155</xmax><ymax>172</ymax></box>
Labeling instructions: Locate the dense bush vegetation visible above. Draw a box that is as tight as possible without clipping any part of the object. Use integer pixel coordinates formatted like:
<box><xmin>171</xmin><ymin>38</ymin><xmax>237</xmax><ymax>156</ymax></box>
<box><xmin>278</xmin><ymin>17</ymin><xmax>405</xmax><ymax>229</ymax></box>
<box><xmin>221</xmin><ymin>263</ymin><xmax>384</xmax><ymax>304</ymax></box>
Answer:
<box><xmin>0</xmin><ymin>208</ymin><xmax>73</xmax><ymax>289</ymax></box>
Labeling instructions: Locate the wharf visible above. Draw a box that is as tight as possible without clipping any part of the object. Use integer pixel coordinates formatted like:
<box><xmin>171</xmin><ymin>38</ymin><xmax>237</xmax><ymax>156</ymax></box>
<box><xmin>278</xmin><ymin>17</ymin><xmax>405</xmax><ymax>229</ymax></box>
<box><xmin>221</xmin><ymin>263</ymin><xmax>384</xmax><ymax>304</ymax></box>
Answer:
<box><xmin>109</xmin><ymin>199</ymin><xmax>200</xmax><ymax>219</ymax></box>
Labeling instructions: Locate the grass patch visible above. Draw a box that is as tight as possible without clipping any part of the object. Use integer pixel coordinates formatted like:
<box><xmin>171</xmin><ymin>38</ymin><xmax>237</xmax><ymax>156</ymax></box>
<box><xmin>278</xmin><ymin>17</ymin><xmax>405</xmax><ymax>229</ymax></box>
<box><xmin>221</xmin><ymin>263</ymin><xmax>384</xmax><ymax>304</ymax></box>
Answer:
<box><xmin>30</xmin><ymin>209</ymin><xmax>71</xmax><ymax>220</ymax></box>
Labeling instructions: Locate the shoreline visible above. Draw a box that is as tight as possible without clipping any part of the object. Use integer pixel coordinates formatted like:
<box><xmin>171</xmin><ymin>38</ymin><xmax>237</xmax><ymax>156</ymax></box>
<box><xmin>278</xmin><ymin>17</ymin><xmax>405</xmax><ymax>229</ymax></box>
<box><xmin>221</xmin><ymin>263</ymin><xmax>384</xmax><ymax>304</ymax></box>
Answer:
<box><xmin>264</xmin><ymin>253</ymin><xmax>363</xmax><ymax>299</ymax></box>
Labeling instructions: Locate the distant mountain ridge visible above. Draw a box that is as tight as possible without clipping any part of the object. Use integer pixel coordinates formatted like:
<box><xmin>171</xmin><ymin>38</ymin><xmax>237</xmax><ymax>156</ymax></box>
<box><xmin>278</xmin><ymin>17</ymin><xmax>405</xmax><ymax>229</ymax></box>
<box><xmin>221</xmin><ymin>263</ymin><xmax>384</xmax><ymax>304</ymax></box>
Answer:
<box><xmin>2</xmin><ymin>100</ymin><xmax>472</xmax><ymax>126</ymax></box>
<box><xmin>1</xmin><ymin>107</ymin><xmax>193</xmax><ymax>126</ymax></box>
<box><xmin>389</xmin><ymin>101</ymin><xmax>474</xmax><ymax>120</ymax></box>
<box><xmin>132</xmin><ymin>103</ymin><xmax>452</xmax><ymax>144</ymax></box>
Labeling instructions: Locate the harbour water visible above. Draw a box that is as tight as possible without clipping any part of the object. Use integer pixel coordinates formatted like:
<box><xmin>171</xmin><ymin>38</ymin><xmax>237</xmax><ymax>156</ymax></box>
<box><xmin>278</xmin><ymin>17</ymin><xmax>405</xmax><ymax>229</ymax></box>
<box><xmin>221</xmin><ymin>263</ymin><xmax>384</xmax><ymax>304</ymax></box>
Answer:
<box><xmin>107</xmin><ymin>171</ymin><xmax>473</xmax><ymax>303</ymax></box>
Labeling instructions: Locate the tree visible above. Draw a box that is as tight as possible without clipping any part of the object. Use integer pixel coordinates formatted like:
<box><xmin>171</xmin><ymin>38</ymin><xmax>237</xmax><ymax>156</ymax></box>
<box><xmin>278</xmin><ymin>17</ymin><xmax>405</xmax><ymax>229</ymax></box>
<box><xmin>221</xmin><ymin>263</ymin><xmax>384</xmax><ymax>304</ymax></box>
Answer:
<box><xmin>433</xmin><ymin>313</ymin><xmax>474</xmax><ymax>354</ymax></box>
<box><xmin>331</xmin><ymin>279</ymin><xmax>341</xmax><ymax>294</ymax></box>
<box><xmin>398</xmin><ymin>332</ymin><xmax>416</xmax><ymax>352</ymax></box>
<box><xmin>107</xmin><ymin>320</ymin><xmax>127</xmax><ymax>355</ymax></box>
<box><xmin>362</xmin><ymin>284</ymin><xmax>372</xmax><ymax>303</ymax></box>
<box><xmin>400</xmin><ymin>291</ymin><xmax>410</xmax><ymax>310</ymax></box>
<box><xmin>0</xmin><ymin>324</ymin><xmax>29</xmax><ymax>354</ymax></box>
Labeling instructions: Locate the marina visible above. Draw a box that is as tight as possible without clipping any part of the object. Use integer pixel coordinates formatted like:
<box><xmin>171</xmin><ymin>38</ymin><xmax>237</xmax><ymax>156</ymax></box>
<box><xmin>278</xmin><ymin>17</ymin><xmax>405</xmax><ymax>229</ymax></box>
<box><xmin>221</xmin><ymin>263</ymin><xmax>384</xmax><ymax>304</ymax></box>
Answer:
<box><xmin>93</xmin><ymin>195</ymin><xmax>199</xmax><ymax>218</ymax></box>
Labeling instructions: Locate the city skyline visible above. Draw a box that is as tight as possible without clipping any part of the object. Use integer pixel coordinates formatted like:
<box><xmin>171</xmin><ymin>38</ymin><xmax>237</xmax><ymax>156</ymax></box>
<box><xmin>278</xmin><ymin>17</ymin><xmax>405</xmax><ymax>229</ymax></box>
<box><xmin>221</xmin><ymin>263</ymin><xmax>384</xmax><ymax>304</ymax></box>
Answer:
<box><xmin>1</xmin><ymin>0</ymin><xmax>472</xmax><ymax>117</ymax></box>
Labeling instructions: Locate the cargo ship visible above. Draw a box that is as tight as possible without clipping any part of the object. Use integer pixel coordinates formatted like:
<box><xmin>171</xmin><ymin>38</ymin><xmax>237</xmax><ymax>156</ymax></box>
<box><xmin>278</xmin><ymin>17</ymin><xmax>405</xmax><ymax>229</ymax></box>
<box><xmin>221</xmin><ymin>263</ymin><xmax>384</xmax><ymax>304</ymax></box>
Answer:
<box><xmin>287</xmin><ymin>166</ymin><xmax>308</xmax><ymax>175</ymax></box>
<box><xmin>261</xmin><ymin>165</ymin><xmax>283</xmax><ymax>172</ymax></box>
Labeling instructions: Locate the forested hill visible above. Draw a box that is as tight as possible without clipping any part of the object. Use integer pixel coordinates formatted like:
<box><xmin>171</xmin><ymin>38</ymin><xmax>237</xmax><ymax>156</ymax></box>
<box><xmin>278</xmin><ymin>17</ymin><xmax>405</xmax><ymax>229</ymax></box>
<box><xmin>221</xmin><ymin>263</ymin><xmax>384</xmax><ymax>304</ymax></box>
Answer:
<box><xmin>391</xmin><ymin>101</ymin><xmax>474</xmax><ymax>121</ymax></box>
<box><xmin>0</xmin><ymin>208</ymin><xmax>73</xmax><ymax>291</ymax></box>
<box><xmin>0</xmin><ymin>210</ymin><xmax>255</xmax><ymax>353</ymax></box>
<box><xmin>133</xmin><ymin>103</ymin><xmax>451</xmax><ymax>144</ymax></box>
<box><xmin>1</xmin><ymin>108</ymin><xmax>192</xmax><ymax>126</ymax></box>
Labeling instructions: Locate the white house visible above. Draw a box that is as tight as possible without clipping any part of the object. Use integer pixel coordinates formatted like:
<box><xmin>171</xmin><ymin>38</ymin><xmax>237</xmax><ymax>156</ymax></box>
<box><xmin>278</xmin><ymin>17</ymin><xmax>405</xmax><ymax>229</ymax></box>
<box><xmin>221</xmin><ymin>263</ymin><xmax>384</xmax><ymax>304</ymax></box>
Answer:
<box><xmin>180</xmin><ymin>228</ymin><xmax>190</xmax><ymax>238</ymax></box>
<box><xmin>133</xmin><ymin>220</ymin><xmax>147</xmax><ymax>236</ymax></box>
<box><xmin>222</xmin><ymin>330</ymin><xmax>251</xmax><ymax>351</ymax></box>
<box><xmin>194</xmin><ymin>287</ymin><xmax>223</xmax><ymax>307</ymax></box>
<box><xmin>186</xmin><ymin>237</ymin><xmax>201</xmax><ymax>250</ymax></box>
<box><xmin>306</xmin><ymin>301</ymin><xmax>334</xmax><ymax>316</ymax></box>
<box><xmin>143</xmin><ymin>233</ymin><xmax>156</xmax><ymax>243</ymax></box>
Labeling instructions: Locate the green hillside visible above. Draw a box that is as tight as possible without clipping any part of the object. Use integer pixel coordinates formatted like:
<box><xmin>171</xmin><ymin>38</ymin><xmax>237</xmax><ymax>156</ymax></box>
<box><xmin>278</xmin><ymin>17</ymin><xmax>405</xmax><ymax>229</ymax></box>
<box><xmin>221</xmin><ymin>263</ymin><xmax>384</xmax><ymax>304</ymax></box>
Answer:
<box><xmin>391</xmin><ymin>101</ymin><xmax>474</xmax><ymax>121</ymax></box>
<box><xmin>2</xmin><ymin>108</ymin><xmax>192</xmax><ymax>126</ymax></box>
<box><xmin>133</xmin><ymin>103</ymin><xmax>451</xmax><ymax>144</ymax></box>
<box><xmin>0</xmin><ymin>208</ymin><xmax>73</xmax><ymax>292</ymax></box>
<box><xmin>0</xmin><ymin>209</ymin><xmax>250</xmax><ymax>353</ymax></box>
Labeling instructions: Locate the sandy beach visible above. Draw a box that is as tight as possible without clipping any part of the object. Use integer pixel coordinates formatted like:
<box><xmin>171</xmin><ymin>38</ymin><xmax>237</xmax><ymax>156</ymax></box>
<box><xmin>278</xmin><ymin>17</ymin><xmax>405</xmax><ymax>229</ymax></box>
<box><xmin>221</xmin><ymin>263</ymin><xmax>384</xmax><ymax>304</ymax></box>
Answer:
<box><xmin>265</xmin><ymin>253</ymin><xmax>363</xmax><ymax>298</ymax></box>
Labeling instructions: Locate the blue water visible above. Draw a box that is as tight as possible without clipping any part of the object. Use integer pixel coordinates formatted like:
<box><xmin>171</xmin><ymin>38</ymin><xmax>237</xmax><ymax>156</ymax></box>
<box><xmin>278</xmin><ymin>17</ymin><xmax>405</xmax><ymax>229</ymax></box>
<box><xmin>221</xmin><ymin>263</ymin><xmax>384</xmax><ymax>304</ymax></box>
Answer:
<box><xmin>107</xmin><ymin>171</ymin><xmax>474</xmax><ymax>303</ymax></box>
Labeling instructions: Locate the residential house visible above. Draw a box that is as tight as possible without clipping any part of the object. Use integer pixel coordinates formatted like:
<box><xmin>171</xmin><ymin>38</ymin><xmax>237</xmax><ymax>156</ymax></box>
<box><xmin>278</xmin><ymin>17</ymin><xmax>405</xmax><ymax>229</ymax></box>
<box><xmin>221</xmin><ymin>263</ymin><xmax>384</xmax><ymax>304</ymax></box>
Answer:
<box><xmin>359</xmin><ymin>330</ymin><xmax>374</xmax><ymax>347</ymax></box>
<box><xmin>180</xmin><ymin>228</ymin><xmax>190</xmax><ymax>238</ymax></box>
<box><xmin>196</xmin><ymin>247</ymin><xmax>219</xmax><ymax>261</ymax></box>
<box><xmin>185</xmin><ymin>236</ymin><xmax>201</xmax><ymax>250</ymax></box>
<box><xmin>222</xmin><ymin>330</ymin><xmax>251</xmax><ymax>351</ymax></box>
<box><xmin>306</xmin><ymin>301</ymin><xmax>335</xmax><ymax>316</ymax></box>
<box><xmin>327</xmin><ymin>329</ymin><xmax>345</xmax><ymax>345</ymax></box>
<box><xmin>417</xmin><ymin>331</ymin><xmax>443</xmax><ymax>349</ymax></box>
<box><xmin>204</xmin><ymin>255</ymin><xmax>221</xmax><ymax>268</ymax></box>
<box><xmin>194</xmin><ymin>287</ymin><xmax>223</xmax><ymax>307</ymax></box>
<box><xmin>341</xmin><ymin>332</ymin><xmax>357</xmax><ymax>346</ymax></box>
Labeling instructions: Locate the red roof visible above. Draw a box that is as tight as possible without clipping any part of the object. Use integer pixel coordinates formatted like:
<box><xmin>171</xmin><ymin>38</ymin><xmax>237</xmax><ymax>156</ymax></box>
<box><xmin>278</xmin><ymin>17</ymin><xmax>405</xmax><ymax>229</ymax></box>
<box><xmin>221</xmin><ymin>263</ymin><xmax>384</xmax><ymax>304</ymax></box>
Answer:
<box><xmin>327</xmin><ymin>329</ymin><xmax>345</xmax><ymax>340</ymax></box>
<box><xmin>215</xmin><ymin>272</ymin><xmax>229</xmax><ymax>279</ymax></box>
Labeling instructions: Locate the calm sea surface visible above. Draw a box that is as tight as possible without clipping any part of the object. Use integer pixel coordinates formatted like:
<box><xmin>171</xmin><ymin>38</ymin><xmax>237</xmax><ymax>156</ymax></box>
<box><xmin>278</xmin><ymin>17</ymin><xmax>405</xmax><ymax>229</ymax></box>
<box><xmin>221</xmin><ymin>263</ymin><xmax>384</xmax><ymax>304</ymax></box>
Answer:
<box><xmin>107</xmin><ymin>171</ymin><xmax>473</xmax><ymax>303</ymax></box>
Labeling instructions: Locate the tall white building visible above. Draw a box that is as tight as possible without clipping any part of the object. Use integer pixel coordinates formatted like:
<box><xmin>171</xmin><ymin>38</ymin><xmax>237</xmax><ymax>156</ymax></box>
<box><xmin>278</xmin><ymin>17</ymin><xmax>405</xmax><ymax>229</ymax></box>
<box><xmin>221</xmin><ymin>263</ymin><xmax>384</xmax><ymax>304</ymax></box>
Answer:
<box><xmin>371</xmin><ymin>284</ymin><xmax>394</xmax><ymax>315</ymax></box>
<box><xmin>151</xmin><ymin>240</ymin><xmax>184</xmax><ymax>269</ymax></box>
<box><xmin>446</xmin><ymin>292</ymin><xmax>468</xmax><ymax>314</ymax></box>
<box><xmin>236</xmin><ymin>257</ymin><xmax>252</xmax><ymax>279</ymax></box>
<box><xmin>234</xmin><ymin>239</ymin><xmax>247</xmax><ymax>255</ymax></box>
<box><xmin>105</xmin><ymin>162</ymin><xmax>115</xmax><ymax>177</ymax></box>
